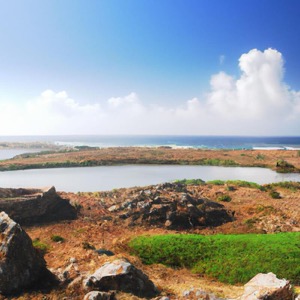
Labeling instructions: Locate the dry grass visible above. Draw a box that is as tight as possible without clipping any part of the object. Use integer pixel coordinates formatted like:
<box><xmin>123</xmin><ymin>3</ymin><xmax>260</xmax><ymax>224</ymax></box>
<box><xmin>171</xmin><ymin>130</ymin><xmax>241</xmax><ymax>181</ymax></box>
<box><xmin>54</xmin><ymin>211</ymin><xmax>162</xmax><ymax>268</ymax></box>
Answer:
<box><xmin>1</xmin><ymin>147</ymin><xmax>299</xmax><ymax>171</ymax></box>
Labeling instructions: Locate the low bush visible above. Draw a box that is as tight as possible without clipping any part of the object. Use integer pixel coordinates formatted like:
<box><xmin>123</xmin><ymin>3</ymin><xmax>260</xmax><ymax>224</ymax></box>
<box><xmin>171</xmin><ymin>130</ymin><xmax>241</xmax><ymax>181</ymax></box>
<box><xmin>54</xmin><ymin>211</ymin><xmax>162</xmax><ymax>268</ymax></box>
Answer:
<box><xmin>217</xmin><ymin>194</ymin><xmax>232</xmax><ymax>202</ymax></box>
<box><xmin>51</xmin><ymin>235</ymin><xmax>65</xmax><ymax>243</ymax></box>
<box><xmin>174</xmin><ymin>178</ymin><xmax>205</xmax><ymax>185</ymax></box>
<box><xmin>269</xmin><ymin>190</ymin><xmax>281</xmax><ymax>199</ymax></box>
<box><xmin>32</xmin><ymin>238</ymin><xmax>50</xmax><ymax>255</ymax></box>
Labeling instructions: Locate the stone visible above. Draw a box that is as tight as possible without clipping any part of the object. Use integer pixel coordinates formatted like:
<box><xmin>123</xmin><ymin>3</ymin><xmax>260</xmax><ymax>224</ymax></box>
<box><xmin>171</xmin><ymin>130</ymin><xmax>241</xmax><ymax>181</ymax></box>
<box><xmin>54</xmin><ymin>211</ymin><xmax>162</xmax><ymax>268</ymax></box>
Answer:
<box><xmin>83</xmin><ymin>291</ymin><xmax>115</xmax><ymax>300</ymax></box>
<box><xmin>84</xmin><ymin>258</ymin><xmax>158</xmax><ymax>298</ymax></box>
<box><xmin>238</xmin><ymin>272</ymin><xmax>294</xmax><ymax>300</ymax></box>
<box><xmin>0</xmin><ymin>212</ymin><xmax>52</xmax><ymax>295</ymax></box>
<box><xmin>94</xmin><ymin>249</ymin><xmax>114</xmax><ymax>256</ymax></box>
<box><xmin>0</xmin><ymin>186</ymin><xmax>77</xmax><ymax>226</ymax></box>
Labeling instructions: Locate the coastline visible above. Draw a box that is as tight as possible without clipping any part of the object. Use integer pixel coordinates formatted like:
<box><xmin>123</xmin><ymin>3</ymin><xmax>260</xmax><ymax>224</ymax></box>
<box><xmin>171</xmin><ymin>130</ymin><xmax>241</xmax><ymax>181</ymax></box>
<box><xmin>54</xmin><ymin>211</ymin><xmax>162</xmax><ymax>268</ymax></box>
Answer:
<box><xmin>0</xmin><ymin>146</ymin><xmax>299</xmax><ymax>173</ymax></box>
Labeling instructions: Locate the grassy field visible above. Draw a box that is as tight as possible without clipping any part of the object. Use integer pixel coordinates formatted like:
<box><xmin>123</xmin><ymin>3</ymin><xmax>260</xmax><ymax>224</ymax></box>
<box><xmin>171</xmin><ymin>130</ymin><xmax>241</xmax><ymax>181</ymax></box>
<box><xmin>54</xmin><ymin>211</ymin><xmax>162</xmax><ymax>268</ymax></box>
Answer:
<box><xmin>130</xmin><ymin>233</ymin><xmax>300</xmax><ymax>284</ymax></box>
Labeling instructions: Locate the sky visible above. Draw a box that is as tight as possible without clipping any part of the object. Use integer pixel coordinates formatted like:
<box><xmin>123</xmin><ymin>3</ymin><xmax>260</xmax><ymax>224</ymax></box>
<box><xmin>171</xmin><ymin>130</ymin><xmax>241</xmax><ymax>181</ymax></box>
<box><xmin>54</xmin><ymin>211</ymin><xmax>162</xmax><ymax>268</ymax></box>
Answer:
<box><xmin>0</xmin><ymin>0</ymin><xmax>300</xmax><ymax>136</ymax></box>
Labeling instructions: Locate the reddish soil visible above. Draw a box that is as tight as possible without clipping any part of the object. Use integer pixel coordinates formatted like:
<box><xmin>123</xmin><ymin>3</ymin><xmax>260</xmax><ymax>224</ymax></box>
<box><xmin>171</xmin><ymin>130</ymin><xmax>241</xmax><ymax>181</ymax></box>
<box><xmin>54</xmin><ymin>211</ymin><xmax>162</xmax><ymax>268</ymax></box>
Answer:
<box><xmin>3</xmin><ymin>181</ymin><xmax>299</xmax><ymax>300</ymax></box>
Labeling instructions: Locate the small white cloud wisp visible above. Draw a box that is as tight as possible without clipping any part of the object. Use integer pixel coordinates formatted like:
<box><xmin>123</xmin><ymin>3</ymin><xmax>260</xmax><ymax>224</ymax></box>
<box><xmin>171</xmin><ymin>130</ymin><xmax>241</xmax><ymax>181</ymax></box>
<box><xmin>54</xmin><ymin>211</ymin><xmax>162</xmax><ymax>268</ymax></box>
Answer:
<box><xmin>0</xmin><ymin>48</ymin><xmax>299</xmax><ymax>135</ymax></box>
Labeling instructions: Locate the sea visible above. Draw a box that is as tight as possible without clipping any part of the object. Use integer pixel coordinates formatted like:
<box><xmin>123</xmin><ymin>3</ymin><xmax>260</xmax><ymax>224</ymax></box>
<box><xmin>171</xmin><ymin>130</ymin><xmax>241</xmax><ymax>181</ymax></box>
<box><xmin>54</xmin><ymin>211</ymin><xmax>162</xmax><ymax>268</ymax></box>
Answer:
<box><xmin>1</xmin><ymin>135</ymin><xmax>300</xmax><ymax>150</ymax></box>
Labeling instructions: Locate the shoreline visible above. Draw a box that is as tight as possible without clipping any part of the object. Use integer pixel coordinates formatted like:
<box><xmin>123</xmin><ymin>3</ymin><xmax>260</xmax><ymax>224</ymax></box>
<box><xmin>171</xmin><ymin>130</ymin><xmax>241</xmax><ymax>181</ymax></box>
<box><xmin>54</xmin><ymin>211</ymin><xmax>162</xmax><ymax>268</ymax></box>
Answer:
<box><xmin>0</xmin><ymin>146</ymin><xmax>299</xmax><ymax>173</ymax></box>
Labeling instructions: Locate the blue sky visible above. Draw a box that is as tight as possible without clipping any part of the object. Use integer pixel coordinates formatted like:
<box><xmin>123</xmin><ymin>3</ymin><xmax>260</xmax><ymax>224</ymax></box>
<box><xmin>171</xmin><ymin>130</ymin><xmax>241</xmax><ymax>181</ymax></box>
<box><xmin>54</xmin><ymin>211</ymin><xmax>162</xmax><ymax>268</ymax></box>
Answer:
<box><xmin>1</xmin><ymin>0</ymin><xmax>300</xmax><ymax>135</ymax></box>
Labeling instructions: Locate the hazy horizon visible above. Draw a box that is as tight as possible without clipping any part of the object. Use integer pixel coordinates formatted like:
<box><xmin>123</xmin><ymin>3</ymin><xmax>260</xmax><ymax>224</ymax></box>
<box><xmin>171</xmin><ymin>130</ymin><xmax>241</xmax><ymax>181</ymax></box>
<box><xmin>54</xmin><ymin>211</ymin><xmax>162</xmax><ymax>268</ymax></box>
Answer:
<box><xmin>1</xmin><ymin>1</ymin><xmax>300</xmax><ymax>136</ymax></box>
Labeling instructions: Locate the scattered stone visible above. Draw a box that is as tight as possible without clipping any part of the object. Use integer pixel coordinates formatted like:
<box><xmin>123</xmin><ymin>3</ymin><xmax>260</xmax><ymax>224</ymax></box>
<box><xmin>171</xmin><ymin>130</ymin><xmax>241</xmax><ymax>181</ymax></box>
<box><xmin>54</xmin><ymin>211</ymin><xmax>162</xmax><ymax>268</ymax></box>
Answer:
<box><xmin>84</xmin><ymin>258</ymin><xmax>158</xmax><ymax>298</ymax></box>
<box><xmin>238</xmin><ymin>272</ymin><xmax>294</xmax><ymax>300</ymax></box>
<box><xmin>83</xmin><ymin>291</ymin><xmax>115</xmax><ymax>300</ymax></box>
<box><xmin>0</xmin><ymin>186</ymin><xmax>77</xmax><ymax>226</ymax></box>
<box><xmin>94</xmin><ymin>249</ymin><xmax>115</xmax><ymax>256</ymax></box>
<box><xmin>0</xmin><ymin>212</ymin><xmax>53</xmax><ymax>295</ymax></box>
<box><xmin>182</xmin><ymin>288</ymin><xmax>223</xmax><ymax>299</ymax></box>
<box><xmin>116</xmin><ymin>187</ymin><xmax>234</xmax><ymax>229</ymax></box>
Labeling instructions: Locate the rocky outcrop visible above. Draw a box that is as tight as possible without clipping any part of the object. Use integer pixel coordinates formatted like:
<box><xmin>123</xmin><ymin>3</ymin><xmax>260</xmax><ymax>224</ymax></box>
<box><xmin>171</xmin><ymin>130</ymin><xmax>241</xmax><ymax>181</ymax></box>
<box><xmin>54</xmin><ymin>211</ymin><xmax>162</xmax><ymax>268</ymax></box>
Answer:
<box><xmin>0</xmin><ymin>186</ymin><xmax>77</xmax><ymax>225</ymax></box>
<box><xmin>0</xmin><ymin>212</ymin><xmax>51</xmax><ymax>295</ymax></box>
<box><xmin>111</xmin><ymin>183</ymin><xmax>234</xmax><ymax>229</ymax></box>
<box><xmin>238</xmin><ymin>273</ymin><xmax>294</xmax><ymax>300</ymax></box>
<box><xmin>84</xmin><ymin>258</ymin><xmax>158</xmax><ymax>298</ymax></box>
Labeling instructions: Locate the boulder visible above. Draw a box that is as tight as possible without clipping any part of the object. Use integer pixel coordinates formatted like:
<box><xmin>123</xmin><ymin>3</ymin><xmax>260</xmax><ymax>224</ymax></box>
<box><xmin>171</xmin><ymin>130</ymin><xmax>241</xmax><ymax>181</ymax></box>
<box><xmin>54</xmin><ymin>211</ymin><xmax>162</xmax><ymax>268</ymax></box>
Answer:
<box><xmin>120</xmin><ymin>193</ymin><xmax>233</xmax><ymax>229</ymax></box>
<box><xmin>238</xmin><ymin>272</ymin><xmax>294</xmax><ymax>300</ymax></box>
<box><xmin>0</xmin><ymin>212</ymin><xmax>51</xmax><ymax>295</ymax></box>
<box><xmin>83</xmin><ymin>291</ymin><xmax>115</xmax><ymax>300</ymax></box>
<box><xmin>84</xmin><ymin>258</ymin><xmax>158</xmax><ymax>298</ymax></box>
<box><xmin>0</xmin><ymin>186</ymin><xmax>77</xmax><ymax>226</ymax></box>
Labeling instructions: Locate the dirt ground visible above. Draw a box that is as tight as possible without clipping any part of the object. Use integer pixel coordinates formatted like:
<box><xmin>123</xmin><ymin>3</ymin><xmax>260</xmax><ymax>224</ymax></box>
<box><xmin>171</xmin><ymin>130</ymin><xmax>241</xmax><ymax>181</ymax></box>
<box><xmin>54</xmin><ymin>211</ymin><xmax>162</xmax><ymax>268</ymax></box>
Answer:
<box><xmin>4</xmin><ymin>181</ymin><xmax>298</xmax><ymax>300</ymax></box>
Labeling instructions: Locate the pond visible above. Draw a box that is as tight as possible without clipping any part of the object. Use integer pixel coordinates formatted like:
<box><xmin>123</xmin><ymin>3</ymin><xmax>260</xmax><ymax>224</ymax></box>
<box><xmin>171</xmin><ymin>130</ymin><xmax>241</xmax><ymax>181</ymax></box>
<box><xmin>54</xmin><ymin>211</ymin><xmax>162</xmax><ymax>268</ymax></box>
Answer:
<box><xmin>0</xmin><ymin>165</ymin><xmax>299</xmax><ymax>192</ymax></box>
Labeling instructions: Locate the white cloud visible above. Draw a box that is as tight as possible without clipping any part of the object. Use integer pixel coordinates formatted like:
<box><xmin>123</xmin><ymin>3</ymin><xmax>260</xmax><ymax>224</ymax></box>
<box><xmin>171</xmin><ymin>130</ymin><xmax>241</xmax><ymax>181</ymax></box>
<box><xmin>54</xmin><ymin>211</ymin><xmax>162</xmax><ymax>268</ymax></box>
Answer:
<box><xmin>219</xmin><ymin>54</ymin><xmax>225</xmax><ymax>65</ymax></box>
<box><xmin>0</xmin><ymin>48</ymin><xmax>299</xmax><ymax>135</ymax></box>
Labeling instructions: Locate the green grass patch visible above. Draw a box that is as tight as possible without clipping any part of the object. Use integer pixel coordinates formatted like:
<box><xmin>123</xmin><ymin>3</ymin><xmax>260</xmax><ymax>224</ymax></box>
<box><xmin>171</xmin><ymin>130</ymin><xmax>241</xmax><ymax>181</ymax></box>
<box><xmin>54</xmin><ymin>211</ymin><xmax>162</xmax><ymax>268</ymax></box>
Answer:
<box><xmin>206</xmin><ymin>179</ymin><xmax>225</xmax><ymax>185</ymax></box>
<box><xmin>174</xmin><ymin>178</ymin><xmax>205</xmax><ymax>185</ymax></box>
<box><xmin>266</xmin><ymin>181</ymin><xmax>300</xmax><ymax>191</ymax></box>
<box><xmin>130</xmin><ymin>233</ymin><xmax>300</xmax><ymax>285</ymax></box>
<box><xmin>32</xmin><ymin>238</ymin><xmax>50</xmax><ymax>255</ymax></box>
<box><xmin>206</xmin><ymin>179</ymin><xmax>264</xmax><ymax>190</ymax></box>
<box><xmin>217</xmin><ymin>194</ymin><xmax>232</xmax><ymax>202</ymax></box>
<box><xmin>197</xmin><ymin>158</ymin><xmax>239</xmax><ymax>166</ymax></box>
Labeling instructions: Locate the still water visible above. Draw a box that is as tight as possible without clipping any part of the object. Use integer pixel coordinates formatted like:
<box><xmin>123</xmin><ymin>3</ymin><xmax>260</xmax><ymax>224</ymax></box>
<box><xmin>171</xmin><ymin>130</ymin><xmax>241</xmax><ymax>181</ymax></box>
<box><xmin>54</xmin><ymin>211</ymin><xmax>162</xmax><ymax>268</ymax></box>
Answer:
<box><xmin>0</xmin><ymin>165</ymin><xmax>299</xmax><ymax>192</ymax></box>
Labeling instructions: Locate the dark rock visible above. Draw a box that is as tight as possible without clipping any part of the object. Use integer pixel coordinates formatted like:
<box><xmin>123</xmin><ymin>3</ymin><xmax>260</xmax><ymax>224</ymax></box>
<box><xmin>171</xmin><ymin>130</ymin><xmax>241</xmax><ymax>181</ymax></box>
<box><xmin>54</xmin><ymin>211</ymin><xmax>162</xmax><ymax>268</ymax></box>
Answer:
<box><xmin>238</xmin><ymin>272</ymin><xmax>294</xmax><ymax>300</ymax></box>
<box><xmin>0</xmin><ymin>212</ymin><xmax>53</xmax><ymax>295</ymax></box>
<box><xmin>0</xmin><ymin>186</ymin><xmax>77</xmax><ymax>226</ymax></box>
<box><xmin>94</xmin><ymin>249</ymin><xmax>114</xmax><ymax>256</ymax></box>
<box><xmin>84</xmin><ymin>258</ymin><xmax>158</xmax><ymax>298</ymax></box>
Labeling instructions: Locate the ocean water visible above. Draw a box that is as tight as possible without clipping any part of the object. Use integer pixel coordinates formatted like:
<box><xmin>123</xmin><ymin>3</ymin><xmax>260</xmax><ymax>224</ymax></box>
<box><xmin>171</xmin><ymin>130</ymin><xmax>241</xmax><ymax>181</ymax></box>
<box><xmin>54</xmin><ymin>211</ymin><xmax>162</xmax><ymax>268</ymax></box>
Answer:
<box><xmin>1</xmin><ymin>135</ymin><xmax>300</xmax><ymax>150</ymax></box>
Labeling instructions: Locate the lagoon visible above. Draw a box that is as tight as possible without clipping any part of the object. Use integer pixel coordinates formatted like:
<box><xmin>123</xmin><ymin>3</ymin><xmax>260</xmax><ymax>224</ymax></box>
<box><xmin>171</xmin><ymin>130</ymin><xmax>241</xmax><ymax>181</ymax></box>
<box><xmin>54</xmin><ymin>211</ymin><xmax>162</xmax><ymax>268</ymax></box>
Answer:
<box><xmin>0</xmin><ymin>165</ymin><xmax>299</xmax><ymax>192</ymax></box>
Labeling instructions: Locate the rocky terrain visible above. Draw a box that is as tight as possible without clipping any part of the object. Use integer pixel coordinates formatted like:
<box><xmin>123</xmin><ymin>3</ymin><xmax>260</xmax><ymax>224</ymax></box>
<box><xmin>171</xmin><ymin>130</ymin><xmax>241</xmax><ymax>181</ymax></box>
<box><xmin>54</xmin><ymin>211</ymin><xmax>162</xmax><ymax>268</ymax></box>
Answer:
<box><xmin>0</xmin><ymin>181</ymin><xmax>299</xmax><ymax>299</ymax></box>
<box><xmin>0</xmin><ymin>186</ymin><xmax>77</xmax><ymax>226</ymax></box>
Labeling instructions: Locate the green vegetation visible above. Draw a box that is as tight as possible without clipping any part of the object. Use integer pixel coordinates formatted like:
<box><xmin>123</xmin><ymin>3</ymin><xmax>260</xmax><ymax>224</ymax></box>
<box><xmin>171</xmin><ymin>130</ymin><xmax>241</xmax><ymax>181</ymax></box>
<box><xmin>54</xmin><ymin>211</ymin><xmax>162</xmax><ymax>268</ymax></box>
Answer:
<box><xmin>243</xmin><ymin>217</ymin><xmax>260</xmax><ymax>229</ymax></box>
<box><xmin>206</xmin><ymin>179</ymin><xmax>225</xmax><ymax>185</ymax></box>
<box><xmin>32</xmin><ymin>238</ymin><xmax>50</xmax><ymax>255</ymax></box>
<box><xmin>256</xmin><ymin>153</ymin><xmax>265</xmax><ymax>160</ymax></box>
<box><xmin>51</xmin><ymin>235</ymin><xmax>65</xmax><ymax>243</ymax></box>
<box><xmin>196</xmin><ymin>158</ymin><xmax>239</xmax><ymax>166</ymax></box>
<box><xmin>207</xmin><ymin>179</ymin><xmax>264</xmax><ymax>190</ymax></box>
<box><xmin>276</xmin><ymin>159</ymin><xmax>296</xmax><ymax>173</ymax></box>
<box><xmin>217</xmin><ymin>194</ymin><xmax>232</xmax><ymax>202</ymax></box>
<box><xmin>130</xmin><ymin>233</ymin><xmax>300</xmax><ymax>285</ymax></box>
<box><xmin>266</xmin><ymin>181</ymin><xmax>300</xmax><ymax>191</ymax></box>
<box><xmin>174</xmin><ymin>178</ymin><xmax>205</xmax><ymax>185</ymax></box>
<box><xmin>82</xmin><ymin>241</ymin><xmax>95</xmax><ymax>250</ymax></box>
<box><xmin>269</xmin><ymin>190</ymin><xmax>281</xmax><ymax>199</ymax></box>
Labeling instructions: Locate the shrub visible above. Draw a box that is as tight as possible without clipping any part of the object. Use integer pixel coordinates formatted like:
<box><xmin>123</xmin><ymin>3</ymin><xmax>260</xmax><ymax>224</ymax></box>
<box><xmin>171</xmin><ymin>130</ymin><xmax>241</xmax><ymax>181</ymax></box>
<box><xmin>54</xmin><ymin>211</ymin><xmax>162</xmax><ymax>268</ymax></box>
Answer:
<box><xmin>217</xmin><ymin>194</ymin><xmax>232</xmax><ymax>202</ymax></box>
<box><xmin>32</xmin><ymin>238</ymin><xmax>50</xmax><ymax>255</ymax></box>
<box><xmin>51</xmin><ymin>235</ymin><xmax>65</xmax><ymax>243</ymax></box>
<box><xmin>206</xmin><ymin>180</ymin><xmax>225</xmax><ymax>185</ymax></box>
<box><xmin>276</xmin><ymin>160</ymin><xmax>295</xmax><ymax>172</ymax></box>
<box><xmin>82</xmin><ymin>241</ymin><xmax>95</xmax><ymax>250</ymax></box>
<box><xmin>256</xmin><ymin>154</ymin><xmax>265</xmax><ymax>160</ymax></box>
<box><xmin>266</xmin><ymin>181</ymin><xmax>300</xmax><ymax>191</ymax></box>
<box><xmin>174</xmin><ymin>178</ymin><xmax>205</xmax><ymax>185</ymax></box>
<box><xmin>269</xmin><ymin>190</ymin><xmax>281</xmax><ymax>199</ymax></box>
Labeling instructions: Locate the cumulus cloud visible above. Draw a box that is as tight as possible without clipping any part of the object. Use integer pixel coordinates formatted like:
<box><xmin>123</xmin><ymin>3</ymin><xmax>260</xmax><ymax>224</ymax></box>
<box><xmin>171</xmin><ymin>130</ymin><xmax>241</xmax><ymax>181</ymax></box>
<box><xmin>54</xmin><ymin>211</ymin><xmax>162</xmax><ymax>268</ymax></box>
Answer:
<box><xmin>0</xmin><ymin>48</ymin><xmax>299</xmax><ymax>135</ymax></box>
